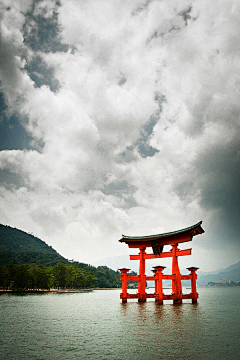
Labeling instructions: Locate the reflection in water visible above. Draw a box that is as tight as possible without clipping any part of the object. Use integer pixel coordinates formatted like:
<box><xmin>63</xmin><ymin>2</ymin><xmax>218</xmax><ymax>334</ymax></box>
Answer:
<box><xmin>0</xmin><ymin>288</ymin><xmax>239</xmax><ymax>360</ymax></box>
<box><xmin>118</xmin><ymin>290</ymin><xmax>239</xmax><ymax>360</ymax></box>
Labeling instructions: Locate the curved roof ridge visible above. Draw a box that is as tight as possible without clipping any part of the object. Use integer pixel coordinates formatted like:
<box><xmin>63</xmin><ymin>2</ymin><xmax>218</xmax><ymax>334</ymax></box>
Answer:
<box><xmin>120</xmin><ymin>221</ymin><xmax>204</xmax><ymax>240</ymax></box>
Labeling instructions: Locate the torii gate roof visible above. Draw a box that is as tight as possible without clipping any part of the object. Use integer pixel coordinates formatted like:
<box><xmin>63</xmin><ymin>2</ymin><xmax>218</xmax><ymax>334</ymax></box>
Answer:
<box><xmin>119</xmin><ymin>221</ymin><xmax>204</xmax><ymax>248</ymax></box>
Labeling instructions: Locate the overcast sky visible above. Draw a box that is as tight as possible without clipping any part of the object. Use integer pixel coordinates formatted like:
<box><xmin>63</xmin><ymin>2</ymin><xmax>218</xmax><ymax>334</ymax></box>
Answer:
<box><xmin>0</xmin><ymin>0</ymin><xmax>239</xmax><ymax>272</ymax></box>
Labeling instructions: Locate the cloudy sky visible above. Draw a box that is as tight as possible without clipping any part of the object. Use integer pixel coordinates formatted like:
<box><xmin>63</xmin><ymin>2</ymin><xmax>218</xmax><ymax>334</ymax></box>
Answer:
<box><xmin>0</xmin><ymin>0</ymin><xmax>239</xmax><ymax>272</ymax></box>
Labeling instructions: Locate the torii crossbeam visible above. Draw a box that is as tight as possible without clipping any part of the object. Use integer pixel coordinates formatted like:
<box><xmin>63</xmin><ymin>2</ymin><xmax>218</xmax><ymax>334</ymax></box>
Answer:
<box><xmin>119</xmin><ymin>221</ymin><xmax>204</xmax><ymax>304</ymax></box>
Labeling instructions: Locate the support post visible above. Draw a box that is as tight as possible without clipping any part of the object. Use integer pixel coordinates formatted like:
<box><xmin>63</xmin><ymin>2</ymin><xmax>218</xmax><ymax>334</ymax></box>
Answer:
<box><xmin>119</xmin><ymin>268</ymin><xmax>130</xmax><ymax>303</ymax></box>
<box><xmin>187</xmin><ymin>267</ymin><xmax>199</xmax><ymax>304</ymax></box>
<box><xmin>138</xmin><ymin>247</ymin><xmax>146</xmax><ymax>302</ymax></box>
<box><xmin>153</xmin><ymin>266</ymin><xmax>166</xmax><ymax>305</ymax></box>
<box><xmin>152</xmin><ymin>268</ymin><xmax>157</xmax><ymax>295</ymax></box>
<box><xmin>171</xmin><ymin>244</ymin><xmax>182</xmax><ymax>304</ymax></box>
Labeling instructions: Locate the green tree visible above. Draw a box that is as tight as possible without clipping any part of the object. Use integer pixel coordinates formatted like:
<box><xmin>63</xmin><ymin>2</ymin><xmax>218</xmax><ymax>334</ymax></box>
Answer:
<box><xmin>0</xmin><ymin>265</ymin><xmax>8</xmax><ymax>288</ymax></box>
<box><xmin>52</xmin><ymin>263</ymin><xmax>67</xmax><ymax>288</ymax></box>
<box><xmin>32</xmin><ymin>265</ymin><xmax>51</xmax><ymax>290</ymax></box>
<box><xmin>7</xmin><ymin>264</ymin><xmax>33</xmax><ymax>290</ymax></box>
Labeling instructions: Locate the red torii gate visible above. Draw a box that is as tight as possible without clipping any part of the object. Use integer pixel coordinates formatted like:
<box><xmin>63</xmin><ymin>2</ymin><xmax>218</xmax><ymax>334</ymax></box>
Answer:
<box><xmin>119</xmin><ymin>221</ymin><xmax>204</xmax><ymax>304</ymax></box>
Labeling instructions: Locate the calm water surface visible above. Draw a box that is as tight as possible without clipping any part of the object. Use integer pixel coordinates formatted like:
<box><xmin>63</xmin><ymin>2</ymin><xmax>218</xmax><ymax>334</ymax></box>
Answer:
<box><xmin>0</xmin><ymin>287</ymin><xmax>239</xmax><ymax>360</ymax></box>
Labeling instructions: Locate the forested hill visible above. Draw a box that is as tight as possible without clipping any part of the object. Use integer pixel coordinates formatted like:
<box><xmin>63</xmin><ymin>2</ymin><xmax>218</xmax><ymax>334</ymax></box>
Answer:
<box><xmin>0</xmin><ymin>224</ymin><xmax>137</xmax><ymax>289</ymax></box>
<box><xmin>0</xmin><ymin>224</ymin><xmax>68</xmax><ymax>266</ymax></box>
<box><xmin>0</xmin><ymin>224</ymin><xmax>57</xmax><ymax>254</ymax></box>
<box><xmin>0</xmin><ymin>224</ymin><xmax>80</xmax><ymax>267</ymax></box>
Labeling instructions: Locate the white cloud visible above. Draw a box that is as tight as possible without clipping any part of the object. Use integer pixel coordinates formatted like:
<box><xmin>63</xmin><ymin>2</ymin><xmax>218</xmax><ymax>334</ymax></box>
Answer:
<box><xmin>0</xmin><ymin>0</ymin><xmax>240</xmax><ymax>270</ymax></box>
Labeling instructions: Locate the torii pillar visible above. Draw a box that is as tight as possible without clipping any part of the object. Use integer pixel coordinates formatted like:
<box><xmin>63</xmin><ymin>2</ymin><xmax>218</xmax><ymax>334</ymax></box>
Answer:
<box><xmin>171</xmin><ymin>244</ymin><xmax>182</xmax><ymax>304</ymax></box>
<box><xmin>138</xmin><ymin>247</ymin><xmax>146</xmax><ymax>302</ymax></box>
<box><xmin>187</xmin><ymin>267</ymin><xmax>199</xmax><ymax>304</ymax></box>
<box><xmin>153</xmin><ymin>266</ymin><xmax>165</xmax><ymax>305</ymax></box>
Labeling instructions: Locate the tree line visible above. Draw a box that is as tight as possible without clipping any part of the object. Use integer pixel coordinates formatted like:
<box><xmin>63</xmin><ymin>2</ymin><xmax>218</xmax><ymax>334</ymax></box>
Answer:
<box><xmin>0</xmin><ymin>262</ymin><xmax>139</xmax><ymax>291</ymax></box>
<box><xmin>0</xmin><ymin>263</ymin><xmax>97</xmax><ymax>291</ymax></box>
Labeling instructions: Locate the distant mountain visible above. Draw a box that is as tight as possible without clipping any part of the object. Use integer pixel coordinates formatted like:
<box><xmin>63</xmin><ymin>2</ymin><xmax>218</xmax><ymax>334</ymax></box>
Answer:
<box><xmin>94</xmin><ymin>254</ymin><xmax>240</xmax><ymax>284</ymax></box>
<box><xmin>197</xmin><ymin>261</ymin><xmax>240</xmax><ymax>284</ymax></box>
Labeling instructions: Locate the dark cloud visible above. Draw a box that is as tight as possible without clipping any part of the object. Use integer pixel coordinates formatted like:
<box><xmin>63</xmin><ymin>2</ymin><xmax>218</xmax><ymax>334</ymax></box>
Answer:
<box><xmin>175</xmin><ymin>136</ymin><xmax>240</xmax><ymax>246</ymax></box>
<box><xmin>119</xmin><ymin>116</ymin><xmax>160</xmax><ymax>160</ymax></box>
<box><xmin>24</xmin><ymin>55</ymin><xmax>60</xmax><ymax>92</ymax></box>
<box><xmin>102</xmin><ymin>180</ymin><xmax>138</xmax><ymax>208</ymax></box>
<box><xmin>0</xmin><ymin>92</ymin><xmax>8</xmax><ymax>117</ymax></box>
<box><xmin>137</xmin><ymin>115</ymin><xmax>159</xmax><ymax>157</ymax></box>
<box><xmin>120</xmin><ymin>146</ymin><xmax>137</xmax><ymax>163</ymax></box>
<box><xmin>0</xmin><ymin>169</ymin><xmax>25</xmax><ymax>190</ymax></box>
<box><xmin>0</xmin><ymin>93</ymin><xmax>33</xmax><ymax>151</ymax></box>
<box><xmin>103</xmin><ymin>180</ymin><xmax>135</xmax><ymax>196</ymax></box>
<box><xmin>131</xmin><ymin>0</ymin><xmax>152</xmax><ymax>16</ymax></box>
<box><xmin>22</xmin><ymin>0</ymin><xmax>69</xmax><ymax>53</ymax></box>
<box><xmin>0</xmin><ymin>115</ymin><xmax>33</xmax><ymax>151</ymax></box>
<box><xmin>136</xmin><ymin>95</ymin><xmax>164</xmax><ymax>158</ymax></box>
<box><xmin>197</xmin><ymin>140</ymin><xmax>240</xmax><ymax>243</ymax></box>
<box><xmin>118</xmin><ymin>76</ymin><xmax>127</xmax><ymax>86</ymax></box>
<box><xmin>118</xmin><ymin>95</ymin><xmax>164</xmax><ymax>160</ymax></box>
<box><xmin>179</xmin><ymin>6</ymin><xmax>192</xmax><ymax>25</ymax></box>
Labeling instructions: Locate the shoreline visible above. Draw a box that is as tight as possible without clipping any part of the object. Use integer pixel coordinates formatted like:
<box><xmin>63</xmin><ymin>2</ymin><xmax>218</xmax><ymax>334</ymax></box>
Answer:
<box><xmin>0</xmin><ymin>288</ymin><xmax>121</xmax><ymax>294</ymax></box>
<box><xmin>0</xmin><ymin>289</ymin><xmax>94</xmax><ymax>294</ymax></box>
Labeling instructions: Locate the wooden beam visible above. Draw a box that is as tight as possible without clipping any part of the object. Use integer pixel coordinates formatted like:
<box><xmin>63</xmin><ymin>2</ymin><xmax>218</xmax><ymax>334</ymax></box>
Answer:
<box><xmin>126</xmin><ymin>275</ymin><xmax>139</xmax><ymax>281</ymax></box>
<box><xmin>145</xmin><ymin>276</ymin><xmax>155</xmax><ymax>281</ymax></box>
<box><xmin>130</xmin><ymin>248</ymin><xmax>191</xmax><ymax>260</ymax></box>
<box><xmin>180</xmin><ymin>275</ymin><xmax>192</xmax><ymax>280</ymax></box>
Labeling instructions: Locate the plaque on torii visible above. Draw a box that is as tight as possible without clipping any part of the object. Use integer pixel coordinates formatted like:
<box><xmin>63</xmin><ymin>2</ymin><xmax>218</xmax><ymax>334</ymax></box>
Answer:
<box><xmin>119</xmin><ymin>221</ymin><xmax>204</xmax><ymax>304</ymax></box>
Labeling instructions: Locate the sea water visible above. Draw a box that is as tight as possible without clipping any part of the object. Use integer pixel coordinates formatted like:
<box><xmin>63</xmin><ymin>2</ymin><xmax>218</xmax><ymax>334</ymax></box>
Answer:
<box><xmin>0</xmin><ymin>287</ymin><xmax>239</xmax><ymax>360</ymax></box>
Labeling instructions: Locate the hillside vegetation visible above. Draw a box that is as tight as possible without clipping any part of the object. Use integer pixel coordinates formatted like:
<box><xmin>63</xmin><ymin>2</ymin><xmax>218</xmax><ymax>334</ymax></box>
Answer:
<box><xmin>0</xmin><ymin>251</ymin><xmax>69</xmax><ymax>267</ymax></box>
<box><xmin>0</xmin><ymin>224</ymin><xmax>137</xmax><ymax>289</ymax></box>
<box><xmin>0</xmin><ymin>224</ymin><xmax>58</xmax><ymax>253</ymax></box>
